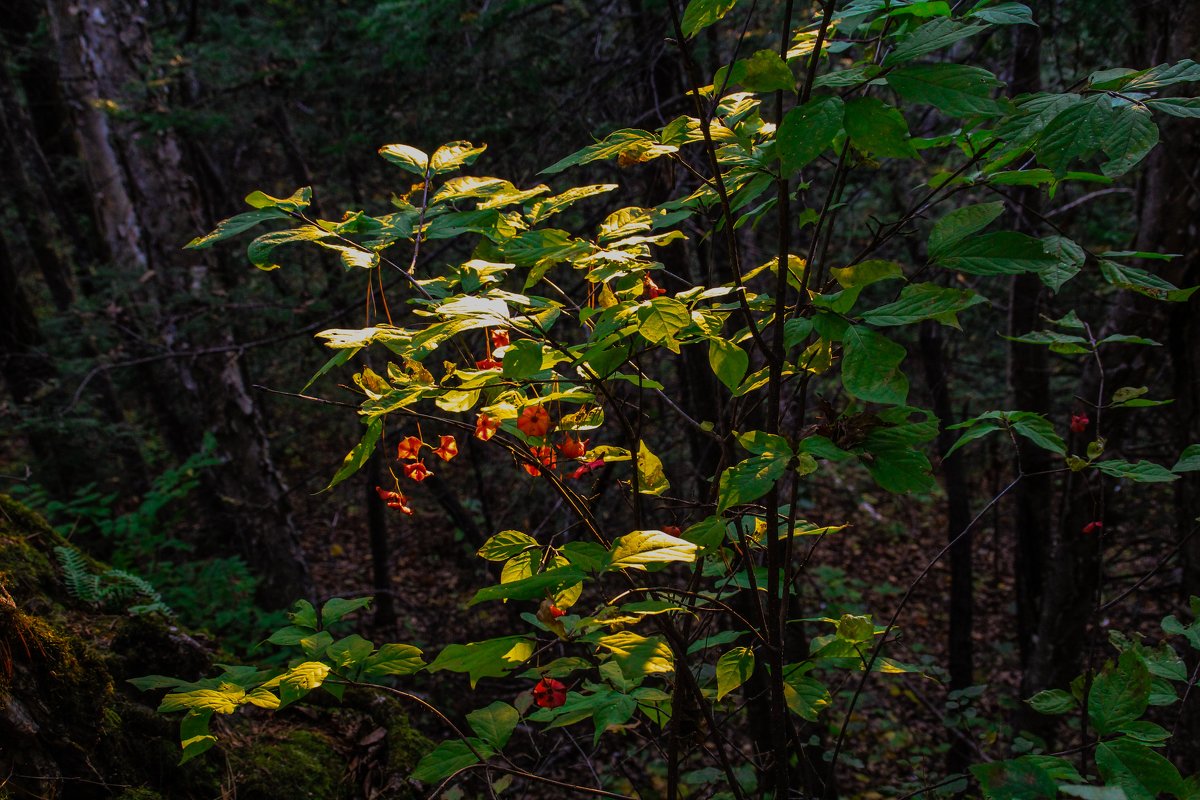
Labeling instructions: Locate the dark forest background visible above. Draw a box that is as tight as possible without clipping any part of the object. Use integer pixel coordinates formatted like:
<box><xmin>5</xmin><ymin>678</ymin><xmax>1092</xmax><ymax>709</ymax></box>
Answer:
<box><xmin>1</xmin><ymin>0</ymin><xmax>1198</xmax><ymax>797</ymax></box>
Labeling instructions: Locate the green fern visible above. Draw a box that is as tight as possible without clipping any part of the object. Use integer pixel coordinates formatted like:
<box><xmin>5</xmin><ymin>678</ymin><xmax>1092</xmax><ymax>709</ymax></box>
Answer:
<box><xmin>54</xmin><ymin>545</ymin><xmax>172</xmax><ymax>615</ymax></box>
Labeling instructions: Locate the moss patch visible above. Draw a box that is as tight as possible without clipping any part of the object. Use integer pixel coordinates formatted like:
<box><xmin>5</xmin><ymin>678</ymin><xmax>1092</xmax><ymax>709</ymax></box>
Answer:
<box><xmin>231</xmin><ymin>729</ymin><xmax>348</xmax><ymax>800</ymax></box>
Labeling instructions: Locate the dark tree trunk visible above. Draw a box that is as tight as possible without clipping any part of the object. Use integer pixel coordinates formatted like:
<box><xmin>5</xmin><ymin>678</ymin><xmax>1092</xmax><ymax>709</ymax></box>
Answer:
<box><xmin>42</xmin><ymin>0</ymin><xmax>312</xmax><ymax>607</ymax></box>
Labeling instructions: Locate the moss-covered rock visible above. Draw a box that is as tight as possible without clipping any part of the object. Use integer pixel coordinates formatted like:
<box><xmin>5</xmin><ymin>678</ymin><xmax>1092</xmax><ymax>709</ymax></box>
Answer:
<box><xmin>0</xmin><ymin>495</ymin><xmax>429</xmax><ymax>799</ymax></box>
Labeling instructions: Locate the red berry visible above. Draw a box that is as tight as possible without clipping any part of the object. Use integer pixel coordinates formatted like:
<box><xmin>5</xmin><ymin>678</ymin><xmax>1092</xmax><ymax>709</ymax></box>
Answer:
<box><xmin>1070</xmin><ymin>413</ymin><xmax>1089</xmax><ymax>433</ymax></box>
<box><xmin>532</xmin><ymin>678</ymin><xmax>567</xmax><ymax>709</ymax></box>
<box><xmin>1082</xmin><ymin>520</ymin><xmax>1103</xmax><ymax>535</ymax></box>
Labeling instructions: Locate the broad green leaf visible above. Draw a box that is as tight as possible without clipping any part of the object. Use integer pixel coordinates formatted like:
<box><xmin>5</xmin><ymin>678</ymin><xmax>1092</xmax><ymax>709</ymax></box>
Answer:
<box><xmin>861</xmin><ymin>284</ymin><xmax>987</xmax><ymax>327</ymax></box>
<box><xmin>324</xmin><ymin>419</ymin><xmax>381</xmax><ymax>491</ymax></box>
<box><xmin>636</xmin><ymin>441</ymin><xmax>671</xmax><ymax>496</ymax></box>
<box><xmin>716</xmin><ymin>49</ymin><xmax>794</xmax><ymax>93</ymax></box>
<box><xmin>777</xmin><ymin>96</ymin><xmax>845</xmax><ymax>173</ymax></box>
<box><xmin>1101</xmin><ymin>106</ymin><xmax>1159</xmax><ymax>177</ymax></box>
<box><xmin>327</xmin><ymin>634</ymin><xmax>374</xmax><ymax>671</ymax></box>
<box><xmin>469</xmin><ymin>567</ymin><xmax>587</xmax><ymax>606</ymax></box>
<box><xmin>364</xmin><ymin>643</ymin><xmax>425</xmax><ymax>677</ymax></box>
<box><xmin>1096</xmin><ymin>738</ymin><xmax>1184</xmax><ymax>800</ymax></box>
<box><xmin>430</xmin><ymin>141</ymin><xmax>487</xmax><ymax>174</ymax></box>
<box><xmin>886</xmin><ymin>64</ymin><xmax>1003</xmax><ymax>117</ymax></box>
<box><xmin>467</xmin><ymin>701</ymin><xmax>519</xmax><ymax>750</ymax></box>
<box><xmin>928</xmin><ymin>202</ymin><xmax>1004</xmax><ymax>258</ymax></box>
<box><xmin>1146</xmin><ymin>97</ymin><xmax>1200</xmax><ymax>118</ymax></box>
<box><xmin>178</xmin><ymin>709</ymin><xmax>217</xmax><ymax>764</ymax></box>
<box><xmin>1172</xmin><ymin>445</ymin><xmax>1200</xmax><ymax>473</ymax></box>
<box><xmin>541</xmin><ymin>129</ymin><xmax>675</xmax><ymax>175</ymax></box>
<box><xmin>858</xmin><ymin>425</ymin><xmax>936</xmax><ymax>494</ymax></box>
<box><xmin>159</xmin><ymin>686</ymin><xmax>244</xmax><ymax>715</ymax></box>
<box><xmin>478</xmin><ymin>530</ymin><xmax>539</xmax><ymax>561</ymax></box>
<box><xmin>717</xmin><ymin>453</ymin><xmax>789</xmax><ymax>513</ymax></box>
<box><xmin>970</xmin><ymin>758</ymin><xmax>1057</xmax><ymax>800</ymax></box>
<box><xmin>247</xmin><ymin>226</ymin><xmax>332</xmax><ymax>271</ymax></box>
<box><xmin>1027</xmin><ymin>688</ymin><xmax>1075</xmax><ymax>715</ymax></box>
<box><xmin>1089</xmin><ymin>651</ymin><xmax>1151</xmax><ymax>735</ymax></box>
<box><xmin>527</xmin><ymin>184</ymin><xmax>619</xmax><ymax>224</ymax></box>
<box><xmin>883</xmin><ymin>18</ymin><xmax>989</xmax><ymax>67</ymax></box>
<box><xmin>1099</xmin><ymin>259</ymin><xmax>1196</xmax><ymax>302</ymax></box>
<box><xmin>1035</xmin><ymin>95</ymin><xmax>1113</xmax><ymax>175</ymax></box>
<box><xmin>244</xmin><ymin>186</ymin><xmax>312</xmax><ymax>212</ymax></box>
<box><xmin>844</xmin><ymin>97</ymin><xmax>918</xmax><ymax>159</ymax></box>
<box><xmin>595</xmin><ymin>631</ymin><xmax>674</xmax><ymax>677</ymax></box>
<box><xmin>289</xmin><ymin>599</ymin><xmax>318</xmax><ymax>630</ymax></box>
<box><xmin>427</xmin><ymin>636</ymin><xmax>536</xmax><ymax>687</ymax></box>
<box><xmin>842</xmin><ymin>326</ymin><xmax>909</xmax><ymax>405</ymax></box>
<box><xmin>1039</xmin><ymin>235</ymin><xmax>1085</xmax><ymax>291</ymax></box>
<box><xmin>708</xmin><ymin>339</ymin><xmax>749</xmax><ymax>391</ymax></box>
<box><xmin>829</xmin><ymin>259</ymin><xmax>902</xmax><ymax>289</ymax></box>
<box><xmin>1120</xmin><ymin>59</ymin><xmax>1200</xmax><ymax>92</ymax></box>
<box><xmin>608</xmin><ymin>529</ymin><xmax>697</xmax><ymax>571</ymax></box>
<box><xmin>783</xmin><ymin>673</ymin><xmax>831</xmax><ymax>721</ymax></box>
<box><xmin>529</xmin><ymin>688</ymin><xmax>639</xmax><ymax>746</ymax></box>
<box><xmin>502</xmin><ymin>339</ymin><xmax>545</xmax><ymax>379</ymax></box>
<box><xmin>1009</xmin><ymin>412</ymin><xmax>1066</xmax><ymax>455</ymax></box>
<box><xmin>1058</xmin><ymin>787</ymin><xmax>1128</xmax><ymax>800</ymax></box>
<box><xmin>716</xmin><ymin>647</ymin><xmax>755</xmax><ymax>700</ymax></box>
<box><xmin>412</xmin><ymin>738</ymin><xmax>492</xmax><ymax>783</ymax></box>
<box><xmin>1094</xmin><ymin>460</ymin><xmax>1179</xmax><ymax>483</ymax></box>
<box><xmin>277</xmin><ymin>662</ymin><xmax>332</xmax><ymax>707</ymax></box>
<box><xmin>186</xmin><ymin>209</ymin><xmax>288</xmax><ymax>249</ymax></box>
<box><xmin>636</xmin><ymin>297</ymin><xmax>691</xmax><ymax>353</ymax></box>
<box><xmin>321</xmin><ymin>597</ymin><xmax>372</xmax><ymax>626</ymax></box>
<box><xmin>968</xmin><ymin>2</ymin><xmax>1035</xmax><ymax>25</ymax></box>
<box><xmin>936</xmin><ymin>231</ymin><xmax>1060</xmax><ymax>276</ymax></box>
<box><xmin>681</xmin><ymin>0</ymin><xmax>737</xmax><ymax>37</ymax></box>
<box><xmin>379</xmin><ymin>144</ymin><xmax>429</xmax><ymax>175</ymax></box>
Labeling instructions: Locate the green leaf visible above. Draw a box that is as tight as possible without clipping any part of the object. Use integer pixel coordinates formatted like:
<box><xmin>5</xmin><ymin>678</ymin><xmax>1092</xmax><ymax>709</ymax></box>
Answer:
<box><xmin>324</xmin><ymin>419</ymin><xmax>381</xmax><ymax>491</ymax></box>
<box><xmin>244</xmin><ymin>186</ymin><xmax>312</xmax><ymax>212</ymax></box>
<box><xmin>886</xmin><ymin>64</ymin><xmax>1003</xmax><ymax>117</ymax></box>
<box><xmin>427</xmin><ymin>636</ymin><xmax>536</xmax><ymax>688</ymax></box>
<box><xmin>928</xmin><ymin>202</ymin><xmax>1004</xmax><ymax>258</ymax></box>
<box><xmin>1096</xmin><ymin>738</ymin><xmax>1184</xmax><ymax>800</ymax></box>
<box><xmin>1057</xmin><ymin>787</ymin><xmax>1128</xmax><ymax>800</ymax></box>
<box><xmin>1035</xmin><ymin>95</ymin><xmax>1113</xmax><ymax>175</ymax></box>
<box><xmin>1145</xmin><ymin>97</ymin><xmax>1200</xmax><ymax>118</ymax></box>
<box><xmin>502</xmin><ymin>339</ymin><xmax>545</xmax><ymax>379</ymax></box>
<box><xmin>783</xmin><ymin>673</ymin><xmax>831</xmax><ymax>721</ymax></box>
<box><xmin>1089</xmin><ymin>651</ymin><xmax>1151</xmax><ymax>735</ymax></box>
<box><xmin>842</xmin><ymin>326</ymin><xmax>909</xmax><ymax>405</ymax></box>
<box><xmin>1120</xmin><ymin>59</ymin><xmax>1200</xmax><ymax>92</ymax></box>
<box><xmin>595</xmin><ymin>631</ymin><xmax>674</xmax><ymax>678</ymax></box>
<box><xmin>681</xmin><ymin>0</ymin><xmax>738</xmax><ymax>37</ymax></box>
<box><xmin>267</xmin><ymin>625</ymin><xmax>313</xmax><ymax>646</ymax></box>
<box><xmin>430</xmin><ymin>141</ymin><xmax>487</xmax><ymax>174</ymax></box>
<box><xmin>469</xmin><ymin>567</ymin><xmax>587</xmax><ymax>606</ymax></box>
<box><xmin>968</xmin><ymin>2</ymin><xmax>1035</xmax><ymax>25</ymax></box>
<box><xmin>970</xmin><ymin>758</ymin><xmax>1057</xmax><ymax>800</ymax></box>
<box><xmin>1094</xmin><ymin>460</ymin><xmax>1180</xmax><ymax>483</ymax></box>
<box><xmin>883</xmin><ymin>18</ymin><xmax>989</xmax><ymax>67</ymax></box>
<box><xmin>719</xmin><ymin>49</ymin><xmax>794</xmax><ymax>93</ymax></box>
<box><xmin>321</xmin><ymin>597</ymin><xmax>372</xmax><ymax>626</ymax></box>
<box><xmin>861</xmin><ymin>284</ymin><xmax>987</xmax><ymax>327</ymax></box>
<box><xmin>247</xmin><ymin>226</ymin><xmax>333</xmax><ymax>271</ymax></box>
<box><xmin>608</xmin><ymin>529</ymin><xmax>698</xmax><ymax>571</ymax></box>
<box><xmin>708</xmin><ymin>339</ymin><xmax>749</xmax><ymax>392</ymax></box>
<box><xmin>636</xmin><ymin>441</ymin><xmax>671</xmax><ymax>497</ymax></box>
<box><xmin>1099</xmin><ymin>259</ymin><xmax>1196</xmax><ymax>302</ymax></box>
<box><xmin>1172</xmin><ymin>445</ymin><xmax>1200</xmax><ymax>473</ymax></box>
<box><xmin>327</xmin><ymin>634</ymin><xmax>374</xmax><ymax>671</ymax></box>
<box><xmin>716</xmin><ymin>647</ymin><xmax>755</xmax><ymax>700</ymax></box>
<box><xmin>1027</xmin><ymin>688</ymin><xmax>1076</xmax><ymax>715</ymax></box>
<box><xmin>636</xmin><ymin>297</ymin><xmax>691</xmax><ymax>353</ymax></box>
<box><xmin>843</xmin><ymin>97</ymin><xmax>918</xmax><ymax>159</ymax></box>
<box><xmin>186</xmin><ymin>209</ymin><xmax>288</xmax><ymax>249</ymax></box>
<box><xmin>178</xmin><ymin>709</ymin><xmax>217</xmax><ymax>764</ymax></box>
<box><xmin>412</xmin><ymin>738</ymin><xmax>492</xmax><ymax>783</ymax></box>
<box><xmin>777</xmin><ymin>96</ymin><xmax>845</xmax><ymax>173</ymax></box>
<box><xmin>277</xmin><ymin>661</ymin><xmax>332</xmax><ymax>707</ymax></box>
<box><xmin>363</xmin><ymin>643</ymin><xmax>425</xmax><ymax>677</ymax></box>
<box><xmin>541</xmin><ymin>129</ymin><xmax>674</xmax><ymax>175</ymax></box>
<box><xmin>1009</xmin><ymin>412</ymin><xmax>1066</xmax><ymax>455</ymax></box>
<box><xmin>1101</xmin><ymin>106</ymin><xmax>1159</xmax><ymax>177</ymax></box>
<box><xmin>379</xmin><ymin>144</ymin><xmax>430</xmax><ymax>176</ymax></box>
<box><xmin>936</xmin><ymin>231</ymin><xmax>1060</xmax><ymax>276</ymax></box>
<box><xmin>717</xmin><ymin>453</ymin><xmax>789</xmax><ymax>513</ymax></box>
<box><xmin>478</xmin><ymin>530</ymin><xmax>539</xmax><ymax>561</ymax></box>
<box><xmin>467</xmin><ymin>701</ymin><xmax>519</xmax><ymax>750</ymax></box>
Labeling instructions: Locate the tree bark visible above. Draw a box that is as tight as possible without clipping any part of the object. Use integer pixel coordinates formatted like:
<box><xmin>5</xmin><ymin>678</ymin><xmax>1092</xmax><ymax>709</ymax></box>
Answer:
<box><xmin>42</xmin><ymin>0</ymin><xmax>311</xmax><ymax>607</ymax></box>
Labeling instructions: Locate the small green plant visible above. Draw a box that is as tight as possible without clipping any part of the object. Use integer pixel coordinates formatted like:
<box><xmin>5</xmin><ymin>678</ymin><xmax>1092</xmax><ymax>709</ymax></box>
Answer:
<box><xmin>54</xmin><ymin>544</ymin><xmax>171</xmax><ymax>615</ymax></box>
